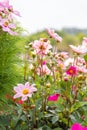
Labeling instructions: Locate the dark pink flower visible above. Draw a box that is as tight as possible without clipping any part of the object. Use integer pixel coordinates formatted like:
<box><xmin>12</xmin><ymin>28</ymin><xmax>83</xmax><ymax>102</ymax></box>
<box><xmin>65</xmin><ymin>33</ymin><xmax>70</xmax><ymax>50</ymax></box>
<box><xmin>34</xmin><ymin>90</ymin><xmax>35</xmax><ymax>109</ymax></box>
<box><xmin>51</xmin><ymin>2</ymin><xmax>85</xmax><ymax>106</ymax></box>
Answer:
<box><xmin>48</xmin><ymin>94</ymin><xmax>60</xmax><ymax>101</ymax></box>
<box><xmin>42</xmin><ymin>61</ymin><xmax>47</xmax><ymax>65</ymax></box>
<box><xmin>71</xmin><ymin>123</ymin><xmax>87</xmax><ymax>130</ymax></box>
<box><xmin>66</xmin><ymin>66</ymin><xmax>78</xmax><ymax>76</ymax></box>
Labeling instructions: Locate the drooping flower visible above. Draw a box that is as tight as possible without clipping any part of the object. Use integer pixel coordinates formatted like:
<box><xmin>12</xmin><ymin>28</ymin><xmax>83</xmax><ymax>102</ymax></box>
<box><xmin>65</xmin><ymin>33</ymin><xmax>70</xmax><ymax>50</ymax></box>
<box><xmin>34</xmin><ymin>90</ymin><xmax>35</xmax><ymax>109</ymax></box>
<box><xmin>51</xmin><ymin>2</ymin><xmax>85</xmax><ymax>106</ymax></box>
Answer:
<box><xmin>46</xmin><ymin>28</ymin><xmax>62</xmax><ymax>42</ymax></box>
<box><xmin>13</xmin><ymin>82</ymin><xmax>37</xmax><ymax>101</ymax></box>
<box><xmin>32</xmin><ymin>38</ymin><xmax>52</xmax><ymax>55</ymax></box>
<box><xmin>48</xmin><ymin>93</ymin><xmax>60</xmax><ymax>101</ymax></box>
<box><xmin>66</xmin><ymin>66</ymin><xmax>78</xmax><ymax>76</ymax></box>
<box><xmin>71</xmin><ymin>123</ymin><xmax>87</xmax><ymax>130</ymax></box>
<box><xmin>69</xmin><ymin>44</ymin><xmax>87</xmax><ymax>54</ymax></box>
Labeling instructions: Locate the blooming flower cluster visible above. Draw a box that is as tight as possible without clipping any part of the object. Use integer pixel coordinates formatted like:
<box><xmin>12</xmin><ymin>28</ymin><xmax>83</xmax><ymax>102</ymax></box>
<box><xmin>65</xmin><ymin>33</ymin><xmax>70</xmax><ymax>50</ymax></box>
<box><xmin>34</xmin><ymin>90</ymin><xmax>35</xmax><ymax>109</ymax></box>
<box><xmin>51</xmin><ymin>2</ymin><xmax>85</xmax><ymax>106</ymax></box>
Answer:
<box><xmin>13</xmin><ymin>28</ymin><xmax>87</xmax><ymax>129</ymax></box>
<box><xmin>0</xmin><ymin>0</ymin><xmax>20</xmax><ymax>35</ymax></box>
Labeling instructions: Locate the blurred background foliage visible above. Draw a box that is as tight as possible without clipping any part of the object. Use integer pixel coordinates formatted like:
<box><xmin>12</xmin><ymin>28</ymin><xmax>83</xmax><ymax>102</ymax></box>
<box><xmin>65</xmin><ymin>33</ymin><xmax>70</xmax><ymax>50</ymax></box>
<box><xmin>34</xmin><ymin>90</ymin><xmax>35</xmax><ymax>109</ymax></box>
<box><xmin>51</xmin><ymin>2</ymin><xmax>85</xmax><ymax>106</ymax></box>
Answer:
<box><xmin>0</xmin><ymin>27</ymin><xmax>87</xmax><ymax>109</ymax></box>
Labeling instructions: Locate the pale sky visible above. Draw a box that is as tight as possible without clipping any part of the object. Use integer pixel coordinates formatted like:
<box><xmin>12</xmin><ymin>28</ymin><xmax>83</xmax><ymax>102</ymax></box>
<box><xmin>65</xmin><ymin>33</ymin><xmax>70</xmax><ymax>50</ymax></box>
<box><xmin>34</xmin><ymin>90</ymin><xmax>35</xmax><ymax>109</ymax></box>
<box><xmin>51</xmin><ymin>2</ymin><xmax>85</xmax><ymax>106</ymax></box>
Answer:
<box><xmin>10</xmin><ymin>0</ymin><xmax>87</xmax><ymax>34</ymax></box>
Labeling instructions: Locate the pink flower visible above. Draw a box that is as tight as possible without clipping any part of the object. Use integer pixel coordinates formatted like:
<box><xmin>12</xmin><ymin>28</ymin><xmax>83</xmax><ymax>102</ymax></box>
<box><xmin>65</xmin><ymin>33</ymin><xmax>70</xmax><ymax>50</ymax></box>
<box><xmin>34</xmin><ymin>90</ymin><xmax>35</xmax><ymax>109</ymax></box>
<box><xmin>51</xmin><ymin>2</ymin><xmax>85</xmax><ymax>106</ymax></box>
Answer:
<box><xmin>59</xmin><ymin>52</ymin><xmax>69</xmax><ymax>59</ymax></box>
<box><xmin>46</xmin><ymin>28</ymin><xmax>62</xmax><ymax>42</ymax></box>
<box><xmin>82</xmin><ymin>37</ymin><xmax>87</xmax><ymax>47</ymax></box>
<box><xmin>77</xmin><ymin>66</ymin><xmax>87</xmax><ymax>73</ymax></box>
<box><xmin>57</xmin><ymin>60</ymin><xmax>65</xmax><ymax>69</ymax></box>
<box><xmin>8</xmin><ymin>5</ymin><xmax>21</xmax><ymax>16</ymax></box>
<box><xmin>0</xmin><ymin>18</ymin><xmax>17</xmax><ymax>35</ymax></box>
<box><xmin>32</xmin><ymin>38</ymin><xmax>52</xmax><ymax>55</ymax></box>
<box><xmin>71</xmin><ymin>123</ymin><xmax>87</xmax><ymax>130</ymax></box>
<box><xmin>69</xmin><ymin>45</ymin><xmax>87</xmax><ymax>54</ymax></box>
<box><xmin>13</xmin><ymin>82</ymin><xmax>37</xmax><ymax>101</ymax></box>
<box><xmin>37</xmin><ymin>65</ymin><xmax>51</xmax><ymax>75</ymax></box>
<box><xmin>48</xmin><ymin>93</ymin><xmax>60</xmax><ymax>101</ymax></box>
<box><xmin>66</xmin><ymin>66</ymin><xmax>78</xmax><ymax>76</ymax></box>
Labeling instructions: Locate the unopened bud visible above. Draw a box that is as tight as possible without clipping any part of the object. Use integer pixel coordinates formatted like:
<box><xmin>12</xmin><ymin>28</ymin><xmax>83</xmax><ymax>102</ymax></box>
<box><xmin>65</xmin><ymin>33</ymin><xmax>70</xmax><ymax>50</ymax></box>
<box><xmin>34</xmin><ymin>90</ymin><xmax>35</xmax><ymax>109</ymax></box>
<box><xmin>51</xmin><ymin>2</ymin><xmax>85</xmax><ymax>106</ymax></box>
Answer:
<box><xmin>30</xmin><ymin>105</ymin><xmax>36</xmax><ymax>109</ymax></box>
<box><xmin>46</xmin><ymin>83</ymin><xmax>51</xmax><ymax>88</ymax></box>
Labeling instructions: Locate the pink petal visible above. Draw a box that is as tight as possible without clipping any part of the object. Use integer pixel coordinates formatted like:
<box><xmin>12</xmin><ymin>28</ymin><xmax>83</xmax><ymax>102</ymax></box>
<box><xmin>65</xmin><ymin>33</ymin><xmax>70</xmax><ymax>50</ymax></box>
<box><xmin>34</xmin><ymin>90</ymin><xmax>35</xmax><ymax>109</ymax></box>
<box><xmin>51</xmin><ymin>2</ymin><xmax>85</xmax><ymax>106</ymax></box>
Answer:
<box><xmin>13</xmin><ymin>93</ymin><xmax>21</xmax><ymax>99</ymax></box>
<box><xmin>48</xmin><ymin>94</ymin><xmax>60</xmax><ymax>101</ymax></box>
<box><xmin>21</xmin><ymin>96</ymin><xmax>27</xmax><ymax>101</ymax></box>
<box><xmin>71</xmin><ymin>123</ymin><xmax>83</xmax><ymax>130</ymax></box>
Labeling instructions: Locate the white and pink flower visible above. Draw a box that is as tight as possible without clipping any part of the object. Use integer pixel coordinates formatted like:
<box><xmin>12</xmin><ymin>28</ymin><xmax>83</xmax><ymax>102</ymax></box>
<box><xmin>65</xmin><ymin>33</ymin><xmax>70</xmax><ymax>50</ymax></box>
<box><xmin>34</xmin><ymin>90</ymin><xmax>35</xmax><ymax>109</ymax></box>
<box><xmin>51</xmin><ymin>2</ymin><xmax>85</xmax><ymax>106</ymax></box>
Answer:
<box><xmin>13</xmin><ymin>82</ymin><xmax>37</xmax><ymax>101</ymax></box>
<box><xmin>32</xmin><ymin>38</ymin><xmax>52</xmax><ymax>55</ymax></box>
<box><xmin>69</xmin><ymin>44</ymin><xmax>87</xmax><ymax>54</ymax></box>
<box><xmin>0</xmin><ymin>18</ymin><xmax>17</xmax><ymax>35</ymax></box>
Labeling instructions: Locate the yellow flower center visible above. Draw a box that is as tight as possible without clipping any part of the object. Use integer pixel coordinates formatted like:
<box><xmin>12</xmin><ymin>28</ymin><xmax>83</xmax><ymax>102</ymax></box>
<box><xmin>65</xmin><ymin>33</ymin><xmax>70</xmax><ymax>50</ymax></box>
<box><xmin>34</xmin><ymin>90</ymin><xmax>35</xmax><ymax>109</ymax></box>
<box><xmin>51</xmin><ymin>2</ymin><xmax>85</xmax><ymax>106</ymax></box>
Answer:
<box><xmin>22</xmin><ymin>89</ymin><xmax>29</xmax><ymax>95</ymax></box>
<box><xmin>59</xmin><ymin>63</ymin><xmax>64</xmax><ymax>68</ymax></box>
<box><xmin>39</xmin><ymin>45</ymin><xmax>45</xmax><ymax>50</ymax></box>
<box><xmin>69</xmin><ymin>70</ymin><xmax>73</xmax><ymax>74</ymax></box>
<box><xmin>4</xmin><ymin>21</ymin><xmax>8</xmax><ymax>27</ymax></box>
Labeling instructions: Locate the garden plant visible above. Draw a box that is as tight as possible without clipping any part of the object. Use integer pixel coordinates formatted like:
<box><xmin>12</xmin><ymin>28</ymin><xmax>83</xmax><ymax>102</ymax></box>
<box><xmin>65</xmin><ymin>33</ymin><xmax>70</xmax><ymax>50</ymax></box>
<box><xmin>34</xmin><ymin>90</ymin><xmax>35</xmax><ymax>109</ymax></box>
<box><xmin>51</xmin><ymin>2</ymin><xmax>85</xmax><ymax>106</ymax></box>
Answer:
<box><xmin>0</xmin><ymin>0</ymin><xmax>87</xmax><ymax>130</ymax></box>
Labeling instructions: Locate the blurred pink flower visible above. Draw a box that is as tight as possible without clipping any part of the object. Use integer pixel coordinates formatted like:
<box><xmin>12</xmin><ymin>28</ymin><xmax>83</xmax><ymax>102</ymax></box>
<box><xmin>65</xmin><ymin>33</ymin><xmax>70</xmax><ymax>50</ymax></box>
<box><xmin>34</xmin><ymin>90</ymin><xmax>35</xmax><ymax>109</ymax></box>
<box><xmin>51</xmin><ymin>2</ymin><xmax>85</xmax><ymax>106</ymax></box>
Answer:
<box><xmin>0</xmin><ymin>0</ymin><xmax>20</xmax><ymax>16</ymax></box>
<box><xmin>82</xmin><ymin>37</ymin><xmax>87</xmax><ymax>47</ymax></box>
<box><xmin>66</xmin><ymin>66</ymin><xmax>78</xmax><ymax>76</ymax></box>
<box><xmin>0</xmin><ymin>18</ymin><xmax>17</xmax><ymax>35</ymax></box>
<box><xmin>37</xmin><ymin>65</ymin><xmax>51</xmax><ymax>75</ymax></box>
<box><xmin>69</xmin><ymin>45</ymin><xmax>87</xmax><ymax>54</ymax></box>
<box><xmin>59</xmin><ymin>52</ymin><xmax>69</xmax><ymax>59</ymax></box>
<box><xmin>32</xmin><ymin>38</ymin><xmax>52</xmax><ymax>55</ymax></box>
<box><xmin>48</xmin><ymin>93</ymin><xmax>60</xmax><ymax>101</ymax></box>
<box><xmin>64</xmin><ymin>58</ymin><xmax>74</xmax><ymax>67</ymax></box>
<box><xmin>71</xmin><ymin>123</ymin><xmax>87</xmax><ymax>130</ymax></box>
<box><xmin>57</xmin><ymin>60</ymin><xmax>65</xmax><ymax>69</ymax></box>
<box><xmin>0</xmin><ymin>0</ymin><xmax>9</xmax><ymax>8</ymax></box>
<box><xmin>46</xmin><ymin>28</ymin><xmax>62</xmax><ymax>42</ymax></box>
<box><xmin>77</xmin><ymin>66</ymin><xmax>87</xmax><ymax>73</ymax></box>
<box><xmin>8</xmin><ymin>5</ymin><xmax>21</xmax><ymax>16</ymax></box>
<box><xmin>13</xmin><ymin>82</ymin><xmax>37</xmax><ymax>101</ymax></box>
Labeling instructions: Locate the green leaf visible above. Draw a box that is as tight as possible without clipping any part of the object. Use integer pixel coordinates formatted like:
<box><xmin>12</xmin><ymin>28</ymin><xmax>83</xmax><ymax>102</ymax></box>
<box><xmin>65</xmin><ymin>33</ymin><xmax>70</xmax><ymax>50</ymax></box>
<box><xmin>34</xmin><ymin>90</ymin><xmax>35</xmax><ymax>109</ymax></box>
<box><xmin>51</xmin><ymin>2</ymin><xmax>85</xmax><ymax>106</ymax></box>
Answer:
<box><xmin>84</xmin><ymin>54</ymin><xmax>87</xmax><ymax>62</ymax></box>
<box><xmin>52</xmin><ymin>116</ymin><xmax>59</xmax><ymax>124</ymax></box>
<box><xmin>71</xmin><ymin>101</ymin><xmax>87</xmax><ymax>113</ymax></box>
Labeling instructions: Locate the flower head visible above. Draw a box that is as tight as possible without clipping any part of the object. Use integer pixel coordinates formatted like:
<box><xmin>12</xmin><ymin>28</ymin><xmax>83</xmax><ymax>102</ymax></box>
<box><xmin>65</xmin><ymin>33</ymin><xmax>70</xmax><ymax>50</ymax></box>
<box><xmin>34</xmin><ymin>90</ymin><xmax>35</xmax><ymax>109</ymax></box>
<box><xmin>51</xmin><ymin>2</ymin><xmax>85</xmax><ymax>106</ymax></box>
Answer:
<box><xmin>66</xmin><ymin>66</ymin><xmax>78</xmax><ymax>76</ymax></box>
<box><xmin>13</xmin><ymin>82</ymin><xmax>37</xmax><ymax>101</ymax></box>
<box><xmin>48</xmin><ymin>93</ymin><xmax>60</xmax><ymax>101</ymax></box>
<box><xmin>46</xmin><ymin>28</ymin><xmax>62</xmax><ymax>42</ymax></box>
<box><xmin>0</xmin><ymin>18</ymin><xmax>17</xmax><ymax>35</ymax></box>
<box><xmin>71</xmin><ymin>123</ymin><xmax>87</xmax><ymax>130</ymax></box>
<box><xmin>32</xmin><ymin>38</ymin><xmax>52</xmax><ymax>55</ymax></box>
